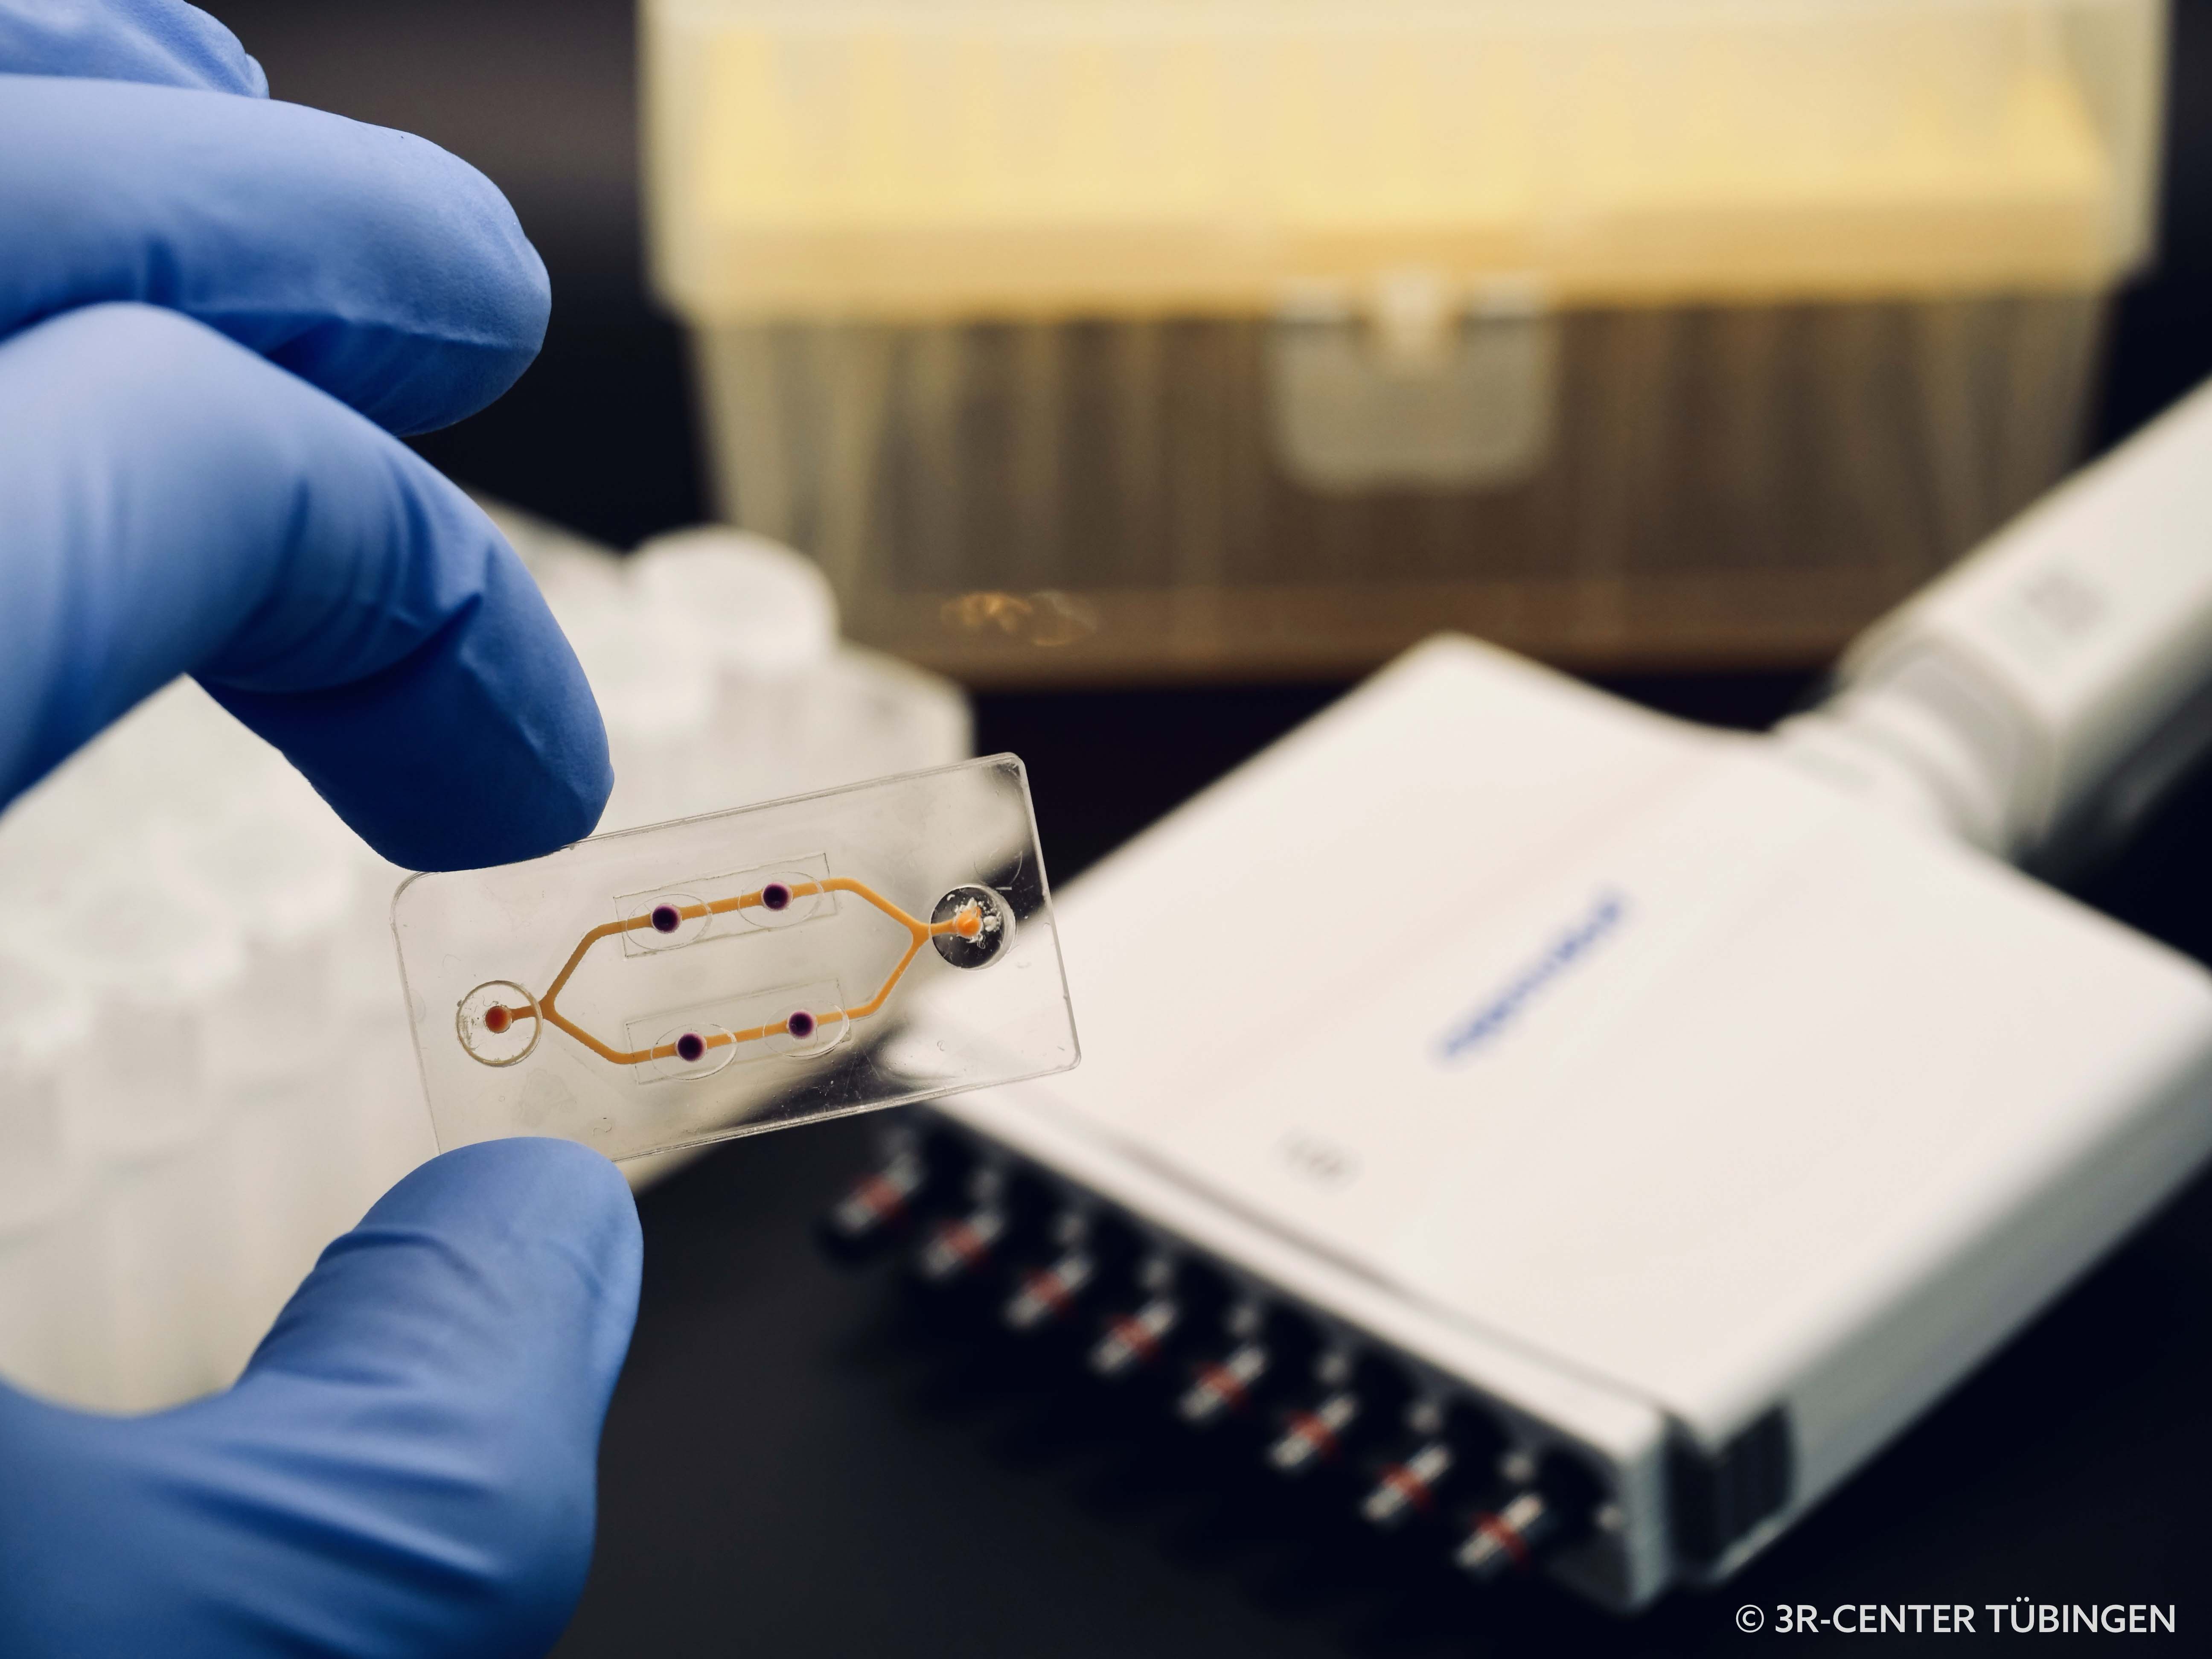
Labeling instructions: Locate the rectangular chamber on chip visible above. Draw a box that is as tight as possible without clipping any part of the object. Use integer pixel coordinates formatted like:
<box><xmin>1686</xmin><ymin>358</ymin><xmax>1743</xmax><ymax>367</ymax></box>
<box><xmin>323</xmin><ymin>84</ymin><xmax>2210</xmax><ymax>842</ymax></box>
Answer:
<box><xmin>392</xmin><ymin>756</ymin><xmax>1077</xmax><ymax>1160</ymax></box>
<box><xmin>613</xmin><ymin>853</ymin><xmax>838</xmax><ymax>957</ymax></box>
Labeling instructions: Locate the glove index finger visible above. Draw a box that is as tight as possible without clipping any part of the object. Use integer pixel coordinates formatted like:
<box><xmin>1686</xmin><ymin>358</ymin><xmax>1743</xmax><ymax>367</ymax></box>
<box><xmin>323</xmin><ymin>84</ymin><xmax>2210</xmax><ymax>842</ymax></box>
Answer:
<box><xmin>0</xmin><ymin>0</ymin><xmax>262</xmax><ymax>93</ymax></box>
<box><xmin>0</xmin><ymin>303</ymin><xmax>608</xmax><ymax>873</ymax></box>
<box><xmin>0</xmin><ymin>74</ymin><xmax>547</xmax><ymax>436</ymax></box>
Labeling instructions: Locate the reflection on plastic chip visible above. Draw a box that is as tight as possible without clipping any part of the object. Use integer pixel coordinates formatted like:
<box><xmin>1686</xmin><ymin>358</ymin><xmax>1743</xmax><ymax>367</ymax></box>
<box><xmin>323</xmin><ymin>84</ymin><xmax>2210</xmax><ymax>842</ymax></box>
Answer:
<box><xmin>939</xmin><ymin>590</ymin><xmax>1098</xmax><ymax>647</ymax></box>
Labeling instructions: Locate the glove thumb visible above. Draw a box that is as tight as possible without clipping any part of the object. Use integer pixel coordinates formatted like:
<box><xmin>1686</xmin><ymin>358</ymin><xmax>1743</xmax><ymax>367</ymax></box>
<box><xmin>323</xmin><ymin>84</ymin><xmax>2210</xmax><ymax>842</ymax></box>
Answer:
<box><xmin>228</xmin><ymin>1137</ymin><xmax>644</xmax><ymax>1655</ymax></box>
<box><xmin>0</xmin><ymin>1138</ymin><xmax>643</xmax><ymax>1659</ymax></box>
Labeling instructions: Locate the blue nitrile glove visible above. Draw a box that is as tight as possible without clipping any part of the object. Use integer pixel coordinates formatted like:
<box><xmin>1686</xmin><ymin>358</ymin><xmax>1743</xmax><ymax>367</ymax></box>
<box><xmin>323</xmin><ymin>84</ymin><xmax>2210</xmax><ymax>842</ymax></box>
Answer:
<box><xmin>0</xmin><ymin>1</ymin><xmax>607</xmax><ymax>870</ymax></box>
<box><xmin>0</xmin><ymin>6</ymin><xmax>641</xmax><ymax>1657</ymax></box>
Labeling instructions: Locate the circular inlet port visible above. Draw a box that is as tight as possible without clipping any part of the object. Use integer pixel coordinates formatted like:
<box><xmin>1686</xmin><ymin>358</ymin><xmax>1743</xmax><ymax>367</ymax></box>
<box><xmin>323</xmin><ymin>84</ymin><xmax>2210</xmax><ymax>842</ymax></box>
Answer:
<box><xmin>457</xmin><ymin>980</ymin><xmax>540</xmax><ymax>1066</ymax></box>
<box><xmin>931</xmin><ymin>885</ymin><xmax>1015</xmax><ymax>970</ymax></box>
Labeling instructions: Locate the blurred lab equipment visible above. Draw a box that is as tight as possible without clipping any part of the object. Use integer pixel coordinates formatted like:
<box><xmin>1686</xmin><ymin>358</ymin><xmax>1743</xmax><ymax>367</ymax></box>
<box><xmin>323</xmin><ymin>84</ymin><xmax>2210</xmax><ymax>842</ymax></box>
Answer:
<box><xmin>644</xmin><ymin>0</ymin><xmax>2165</xmax><ymax>684</ymax></box>
<box><xmin>821</xmin><ymin>373</ymin><xmax>2212</xmax><ymax>1612</ymax></box>
<box><xmin>0</xmin><ymin>510</ymin><xmax>968</xmax><ymax>1413</ymax></box>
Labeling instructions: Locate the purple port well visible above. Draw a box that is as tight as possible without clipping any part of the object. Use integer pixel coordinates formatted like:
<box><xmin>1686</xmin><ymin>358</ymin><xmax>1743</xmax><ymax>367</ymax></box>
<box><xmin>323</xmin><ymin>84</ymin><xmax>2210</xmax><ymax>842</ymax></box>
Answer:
<box><xmin>761</xmin><ymin>882</ymin><xmax>792</xmax><ymax>911</ymax></box>
<box><xmin>785</xmin><ymin>1010</ymin><xmax>816</xmax><ymax>1040</ymax></box>
<box><xmin>650</xmin><ymin>903</ymin><xmax>681</xmax><ymax>934</ymax></box>
<box><xmin>675</xmin><ymin>1031</ymin><xmax>706</xmax><ymax>1064</ymax></box>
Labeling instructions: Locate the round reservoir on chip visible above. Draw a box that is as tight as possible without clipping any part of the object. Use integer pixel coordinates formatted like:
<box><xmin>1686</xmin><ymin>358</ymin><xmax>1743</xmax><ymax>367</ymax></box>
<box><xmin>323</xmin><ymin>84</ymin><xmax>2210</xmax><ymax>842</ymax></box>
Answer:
<box><xmin>931</xmin><ymin>885</ymin><xmax>1014</xmax><ymax>969</ymax></box>
<box><xmin>742</xmin><ymin>872</ymin><xmax>827</xmax><ymax>930</ymax></box>
<box><xmin>765</xmin><ymin>998</ymin><xmax>848</xmax><ymax>1060</ymax></box>
<box><xmin>624</xmin><ymin>892</ymin><xmax>709</xmax><ymax>951</ymax></box>
<box><xmin>456</xmin><ymin>981</ymin><xmax>540</xmax><ymax>1067</ymax></box>
<box><xmin>646</xmin><ymin>1020</ymin><xmax>736</xmax><ymax>1083</ymax></box>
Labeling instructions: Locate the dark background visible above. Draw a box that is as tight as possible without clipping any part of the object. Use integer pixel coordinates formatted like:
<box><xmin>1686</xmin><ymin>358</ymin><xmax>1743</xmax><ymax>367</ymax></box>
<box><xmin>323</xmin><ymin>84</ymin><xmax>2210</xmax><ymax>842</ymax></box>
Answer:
<box><xmin>209</xmin><ymin>4</ymin><xmax>2212</xmax><ymax>1650</ymax></box>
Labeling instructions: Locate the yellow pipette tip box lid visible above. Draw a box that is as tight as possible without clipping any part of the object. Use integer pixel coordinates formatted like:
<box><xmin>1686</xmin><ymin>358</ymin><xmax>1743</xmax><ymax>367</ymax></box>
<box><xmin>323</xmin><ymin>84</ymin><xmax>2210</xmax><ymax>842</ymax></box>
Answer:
<box><xmin>644</xmin><ymin>0</ymin><xmax>2165</xmax><ymax>322</ymax></box>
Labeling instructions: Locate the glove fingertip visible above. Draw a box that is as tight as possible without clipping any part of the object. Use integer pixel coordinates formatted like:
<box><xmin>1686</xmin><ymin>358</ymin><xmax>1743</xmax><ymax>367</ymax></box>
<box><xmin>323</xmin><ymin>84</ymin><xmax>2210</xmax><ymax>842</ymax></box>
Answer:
<box><xmin>253</xmin><ymin>120</ymin><xmax>553</xmax><ymax>434</ymax></box>
<box><xmin>206</xmin><ymin>511</ymin><xmax>612</xmax><ymax>876</ymax></box>
<box><xmin>365</xmin><ymin>1137</ymin><xmax>643</xmax><ymax>1328</ymax></box>
<box><xmin>249</xmin><ymin>1135</ymin><xmax>641</xmax><ymax>1416</ymax></box>
<box><xmin>0</xmin><ymin>0</ymin><xmax>266</xmax><ymax>95</ymax></box>
<box><xmin>375</xmin><ymin>1138</ymin><xmax>641</xmax><ymax>1258</ymax></box>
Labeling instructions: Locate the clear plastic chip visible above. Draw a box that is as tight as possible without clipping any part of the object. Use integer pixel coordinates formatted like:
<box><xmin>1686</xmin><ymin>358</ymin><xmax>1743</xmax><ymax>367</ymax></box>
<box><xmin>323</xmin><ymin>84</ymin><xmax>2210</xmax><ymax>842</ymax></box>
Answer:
<box><xmin>393</xmin><ymin>756</ymin><xmax>1077</xmax><ymax>1159</ymax></box>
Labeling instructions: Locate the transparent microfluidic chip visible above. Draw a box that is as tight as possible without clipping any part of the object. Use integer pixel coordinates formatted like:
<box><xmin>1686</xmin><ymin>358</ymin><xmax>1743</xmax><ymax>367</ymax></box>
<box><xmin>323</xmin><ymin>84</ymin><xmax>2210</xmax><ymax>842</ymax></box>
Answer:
<box><xmin>393</xmin><ymin>757</ymin><xmax>1077</xmax><ymax>1159</ymax></box>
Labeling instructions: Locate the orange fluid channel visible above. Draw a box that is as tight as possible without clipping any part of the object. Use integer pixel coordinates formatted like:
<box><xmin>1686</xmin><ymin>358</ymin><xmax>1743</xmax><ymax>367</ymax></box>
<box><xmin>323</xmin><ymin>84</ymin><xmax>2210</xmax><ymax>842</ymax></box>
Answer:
<box><xmin>489</xmin><ymin>879</ymin><xmax>979</xmax><ymax>1068</ymax></box>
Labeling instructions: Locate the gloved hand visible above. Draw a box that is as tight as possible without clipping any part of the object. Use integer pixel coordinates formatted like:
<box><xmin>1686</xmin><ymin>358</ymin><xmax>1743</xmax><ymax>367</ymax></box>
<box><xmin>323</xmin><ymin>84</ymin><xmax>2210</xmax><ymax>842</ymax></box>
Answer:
<box><xmin>0</xmin><ymin>6</ymin><xmax>642</xmax><ymax>1656</ymax></box>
